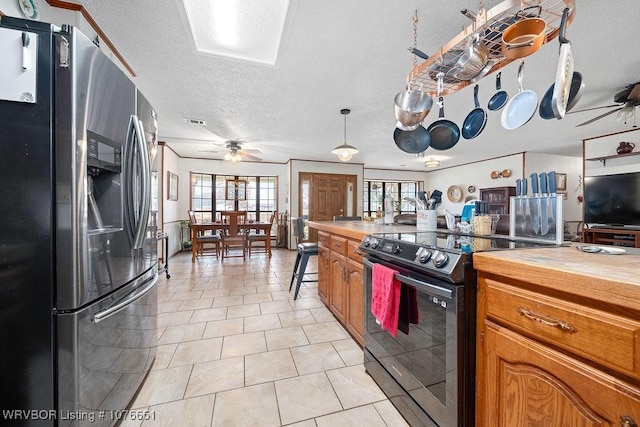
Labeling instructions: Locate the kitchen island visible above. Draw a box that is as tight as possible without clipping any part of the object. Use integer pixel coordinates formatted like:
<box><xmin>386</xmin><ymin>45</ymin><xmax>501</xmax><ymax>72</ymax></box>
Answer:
<box><xmin>473</xmin><ymin>245</ymin><xmax>640</xmax><ymax>425</ymax></box>
<box><xmin>309</xmin><ymin>220</ymin><xmax>640</xmax><ymax>424</ymax></box>
<box><xmin>307</xmin><ymin>220</ymin><xmax>417</xmax><ymax>345</ymax></box>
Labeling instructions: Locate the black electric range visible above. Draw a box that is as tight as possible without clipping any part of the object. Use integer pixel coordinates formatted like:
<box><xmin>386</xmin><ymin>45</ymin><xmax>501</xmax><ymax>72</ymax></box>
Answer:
<box><xmin>359</xmin><ymin>230</ymin><xmax>561</xmax><ymax>427</ymax></box>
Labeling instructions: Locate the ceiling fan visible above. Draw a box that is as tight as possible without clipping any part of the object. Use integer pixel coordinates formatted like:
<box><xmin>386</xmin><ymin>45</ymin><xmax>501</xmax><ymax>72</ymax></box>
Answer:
<box><xmin>574</xmin><ymin>82</ymin><xmax>640</xmax><ymax>127</ymax></box>
<box><xmin>220</xmin><ymin>140</ymin><xmax>262</xmax><ymax>162</ymax></box>
<box><xmin>196</xmin><ymin>140</ymin><xmax>262</xmax><ymax>161</ymax></box>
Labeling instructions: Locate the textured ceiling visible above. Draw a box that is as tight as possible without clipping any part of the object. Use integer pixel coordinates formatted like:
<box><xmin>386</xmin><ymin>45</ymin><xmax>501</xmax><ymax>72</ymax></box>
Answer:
<box><xmin>73</xmin><ymin>0</ymin><xmax>640</xmax><ymax>170</ymax></box>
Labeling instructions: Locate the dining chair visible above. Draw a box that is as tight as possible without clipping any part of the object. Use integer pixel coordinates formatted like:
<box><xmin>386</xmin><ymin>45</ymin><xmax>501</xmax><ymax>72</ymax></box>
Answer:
<box><xmin>220</xmin><ymin>210</ymin><xmax>248</xmax><ymax>260</ymax></box>
<box><xmin>248</xmin><ymin>211</ymin><xmax>276</xmax><ymax>257</ymax></box>
<box><xmin>288</xmin><ymin>217</ymin><xmax>318</xmax><ymax>300</ymax></box>
<box><xmin>188</xmin><ymin>210</ymin><xmax>220</xmax><ymax>258</ymax></box>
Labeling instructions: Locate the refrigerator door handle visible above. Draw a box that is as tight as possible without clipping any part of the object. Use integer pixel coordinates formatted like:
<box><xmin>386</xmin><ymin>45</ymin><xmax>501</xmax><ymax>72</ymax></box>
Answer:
<box><xmin>92</xmin><ymin>273</ymin><xmax>158</xmax><ymax>323</ymax></box>
<box><xmin>124</xmin><ymin>115</ymin><xmax>151</xmax><ymax>249</ymax></box>
<box><xmin>132</xmin><ymin>117</ymin><xmax>151</xmax><ymax>249</ymax></box>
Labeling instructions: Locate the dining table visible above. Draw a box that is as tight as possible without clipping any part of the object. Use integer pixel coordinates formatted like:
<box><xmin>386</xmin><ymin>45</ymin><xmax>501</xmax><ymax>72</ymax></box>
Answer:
<box><xmin>190</xmin><ymin>221</ymin><xmax>273</xmax><ymax>262</ymax></box>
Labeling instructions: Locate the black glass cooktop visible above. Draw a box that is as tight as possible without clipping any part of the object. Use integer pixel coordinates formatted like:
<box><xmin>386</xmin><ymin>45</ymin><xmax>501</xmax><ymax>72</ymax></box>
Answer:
<box><xmin>368</xmin><ymin>230</ymin><xmax>560</xmax><ymax>254</ymax></box>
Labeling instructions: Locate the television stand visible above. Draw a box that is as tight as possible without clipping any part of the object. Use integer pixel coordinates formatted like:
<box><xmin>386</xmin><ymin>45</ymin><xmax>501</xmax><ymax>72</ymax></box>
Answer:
<box><xmin>582</xmin><ymin>227</ymin><xmax>640</xmax><ymax>248</ymax></box>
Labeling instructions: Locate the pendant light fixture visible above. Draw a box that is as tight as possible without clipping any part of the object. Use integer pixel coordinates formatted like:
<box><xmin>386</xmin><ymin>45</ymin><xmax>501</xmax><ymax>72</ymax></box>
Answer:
<box><xmin>332</xmin><ymin>108</ymin><xmax>359</xmax><ymax>161</ymax></box>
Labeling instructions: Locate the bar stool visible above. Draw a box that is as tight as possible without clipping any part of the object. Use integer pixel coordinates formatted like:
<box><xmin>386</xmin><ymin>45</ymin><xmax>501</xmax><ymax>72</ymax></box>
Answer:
<box><xmin>288</xmin><ymin>217</ymin><xmax>318</xmax><ymax>300</ymax></box>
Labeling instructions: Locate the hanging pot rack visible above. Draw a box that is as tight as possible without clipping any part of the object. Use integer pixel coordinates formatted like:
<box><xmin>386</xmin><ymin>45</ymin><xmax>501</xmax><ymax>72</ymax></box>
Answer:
<box><xmin>408</xmin><ymin>0</ymin><xmax>576</xmax><ymax>97</ymax></box>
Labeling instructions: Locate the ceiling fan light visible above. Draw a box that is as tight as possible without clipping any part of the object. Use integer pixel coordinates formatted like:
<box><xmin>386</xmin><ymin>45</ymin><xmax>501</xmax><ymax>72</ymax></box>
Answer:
<box><xmin>224</xmin><ymin>152</ymin><xmax>232</xmax><ymax>161</ymax></box>
<box><xmin>425</xmin><ymin>158</ymin><xmax>440</xmax><ymax>168</ymax></box>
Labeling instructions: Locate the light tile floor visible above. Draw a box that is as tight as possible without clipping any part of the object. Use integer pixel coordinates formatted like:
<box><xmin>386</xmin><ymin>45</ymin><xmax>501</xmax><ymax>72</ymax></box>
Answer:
<box><xmin>123</xmin><ymin>248</ymin><xmax>409</xmax><ymax>426</ymax></box>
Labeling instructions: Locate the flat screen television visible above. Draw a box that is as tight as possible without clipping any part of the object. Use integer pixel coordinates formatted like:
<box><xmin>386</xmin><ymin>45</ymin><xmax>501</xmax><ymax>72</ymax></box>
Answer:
<box><xmin>584</xmin><ymin>172</ymin><xmax>640</xmax><ymax>228</ymax></box>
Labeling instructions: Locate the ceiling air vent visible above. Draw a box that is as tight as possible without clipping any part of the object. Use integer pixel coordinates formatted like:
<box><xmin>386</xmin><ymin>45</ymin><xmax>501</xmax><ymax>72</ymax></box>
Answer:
<box><xmin>184</xmin><ymin>118</ymin><xmax>206</xmax><ymax>126</ymax></box>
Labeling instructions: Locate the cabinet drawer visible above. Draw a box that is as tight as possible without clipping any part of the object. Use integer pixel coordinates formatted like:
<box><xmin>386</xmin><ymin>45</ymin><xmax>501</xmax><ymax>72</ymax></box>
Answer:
<box><xmin>330</xmin><ymin>235</ymin><xmax>348</xmax><ymax>256</ymax></box>
<box><xmin>347</xmin><ymin>240</ymin><xmax>363</xmax><ymax>263</ymax></box>
<box><xmin>485</xmin><ymin>278</ymin><xmax>640</xmax><ymax>379</ymax></box>
<box><xmin>318</xmin><ymin>231</ymin><xmax>330</xmax><ymax>248</ymax></box>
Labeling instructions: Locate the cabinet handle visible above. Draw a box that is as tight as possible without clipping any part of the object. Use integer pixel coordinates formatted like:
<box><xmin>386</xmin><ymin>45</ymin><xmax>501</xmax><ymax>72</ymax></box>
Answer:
<box><xmin>342</xmin><ymin>265</ymin><xmax>349</xmax><ymax>282</ymax></box>
<box><xmin>354</xmin><ymin>249</ymin><xmax>363</xmax><ymax>256</ymax></box>
<box><xmin>517</xmin><ymin>307</ymin><xmax>577</xmax><ymax>334</ymax></box>
<box><xmin>334</xmin><ymin>242</ymin><xmax>342</xmax><ymax>248</ymax></box>
<box><xmin>621</xmin><ymin>416</ymin><xmax>638</xmax><ymax>427</ymax></box>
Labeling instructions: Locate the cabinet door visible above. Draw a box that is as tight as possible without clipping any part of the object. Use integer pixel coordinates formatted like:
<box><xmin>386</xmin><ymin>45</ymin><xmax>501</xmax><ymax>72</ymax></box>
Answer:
<box><xmin>317</xmin><ymin>245</ymin><xmax>330</xmax><ymax>305</ymax></box>
<box><xmin>480</xmin><ymin>186</ymin><xmax>515</xmax><ymax>214</ymax></box>
<box><xmin>330</xmin><ymin>251</ymin><xmax>348</xmax><ymax>324</ymax></box>
<box><xmin>346</xmin><ymin>258</ymin><xmax>364</xmax><ymax>346</ymax></box>
<box><xmin>484</xmin><ymin>321</ymin><xmax>640</xmax><ymax>427</ymax></box>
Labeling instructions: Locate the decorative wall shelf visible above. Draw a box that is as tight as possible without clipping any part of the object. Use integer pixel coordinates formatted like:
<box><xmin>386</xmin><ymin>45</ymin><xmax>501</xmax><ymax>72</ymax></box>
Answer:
<box><xmin>408</xmin><ymin>0</ymin><xmax>576</xmax><ymax>97</ymax></box>
<box><xmin>585</xmin><ymin>151</ymin><xmax>640</xmax><ymax>166</ymax></box>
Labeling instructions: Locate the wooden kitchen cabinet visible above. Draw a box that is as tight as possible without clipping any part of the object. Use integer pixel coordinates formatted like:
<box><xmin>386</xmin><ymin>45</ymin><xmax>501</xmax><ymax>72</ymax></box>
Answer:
<box><xmin>330</xmin><ymin>250</ymin><xmax>348</xmax><ymax>325</ymax></box>
<box><xmin>479</xmin><ymin>186</ymin><xmax>515</xmax><ymax>214</ymax></box>
<box><xmin>310</xmin><ymin>226</ymin><xmax>368</xmax><ymax>347</ymax></box>
<box><xmin>345</xmin><ymin>257</ymin><xmax>364</xmax><ymax>344</ymax></box>
<box><xmin>476</xmin><ymin>268</ymin><xmax>640</xmax><ymax>426</ymax></box>
<box><xmin>484</xmin><ymin>321</ymin><xmax>640</xmax><ymax>426</ymax></box>
<box><xmin>317</xmin><ymin>243</ymin><xmax>330</xmax><ymax>305</ymax></box>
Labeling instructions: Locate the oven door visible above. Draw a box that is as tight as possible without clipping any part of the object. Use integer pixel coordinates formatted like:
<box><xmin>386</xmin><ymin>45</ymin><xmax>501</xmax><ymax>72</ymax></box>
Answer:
<box><xmin>363</xmin><ymin>256</ymin><xmax>467</xmax><ymax>427</ymax></box>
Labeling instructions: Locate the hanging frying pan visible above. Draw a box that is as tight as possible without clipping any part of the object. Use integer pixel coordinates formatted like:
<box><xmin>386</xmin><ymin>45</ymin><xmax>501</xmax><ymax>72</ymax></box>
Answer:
<box><xmin>462</xmin><ymin>84</ymin><xmax>487</xmax><ymax>139</ymax></box>
<box><xmin>487</xmin><ymin>72</ymin><xmax>508</xmax><ymax>111</ymax></box>
<box><xmin>501</xmin><ymin>60</ymin><xmax>538</xmax><ymax>130</ymax></box>
<box><xmin>539</xmin><ymin>8</ymin><xmax>584</xmax><ymax>119</ymax></box>
<box><xmin>539</xmin><ymin>72</ymin><xmax>585</xmax><ymax>119</ymax></box>
<box><xmin>550</xmin><ymin>8</ymin><xmax>574</xmax><ymax>119</ymax></box>
<box><xmin>501</xmin><ymin>17</ymin><xmax>546</xmax><ymax>60</ymax></box>
<box><xmin>393</xmin><ymin>125</ymin><xmax>430</xmax><ymax>154</ymax></box>
<box><xmin>427</xmin><ymin>73</ymin><xmax>460</xmax><ymax>150</ymax></box>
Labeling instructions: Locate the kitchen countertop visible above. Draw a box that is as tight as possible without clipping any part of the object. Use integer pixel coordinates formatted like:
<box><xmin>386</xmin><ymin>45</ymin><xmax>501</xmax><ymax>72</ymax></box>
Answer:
<box><xmin>306</xmin><ymin>220</ymin><xmax>418</xmax><ymax>241</ymax></box>
<box><xmin>473</xmin><ymin>244</ymin><xmax>640</xmax><ymax>312</ymax></box>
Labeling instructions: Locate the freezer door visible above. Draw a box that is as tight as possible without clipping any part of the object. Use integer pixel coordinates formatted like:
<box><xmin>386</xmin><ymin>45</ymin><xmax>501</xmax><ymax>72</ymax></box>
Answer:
<box><xmin>57</xmin><ymin>267</ymin><xmax>158</xmax><ymax>426</ymax></box>
<box><xmin>54</xmin><ymin>27</ymin><xmax>157</xmax><ymax>310</ymax></box>
<box><xmin>136</xmin><ymin>89</ymin><xmax>159</xmax><ymax>260</ymax></box>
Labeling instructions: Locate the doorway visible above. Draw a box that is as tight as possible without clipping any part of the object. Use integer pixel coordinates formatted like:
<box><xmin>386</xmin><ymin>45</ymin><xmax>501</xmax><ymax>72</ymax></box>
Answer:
<box><xmin>299</xmin><ymin>172</ymin><xmax>357</xmax><ymax>241</ymax></box>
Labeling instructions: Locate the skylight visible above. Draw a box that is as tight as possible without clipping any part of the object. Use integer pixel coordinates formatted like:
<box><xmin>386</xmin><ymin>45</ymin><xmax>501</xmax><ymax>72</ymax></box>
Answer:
<box><xmin>180</xmin><ymin>0</ymin><xmax>292</xmax><ymax>66</ymax></box>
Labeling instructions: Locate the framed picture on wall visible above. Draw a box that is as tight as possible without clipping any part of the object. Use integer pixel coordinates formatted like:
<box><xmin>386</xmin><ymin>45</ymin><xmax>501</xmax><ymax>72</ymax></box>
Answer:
<box><xmin>168</xmin><ymin>171</ymin><xmax>178</xmax><ymax>201</ymax></box>
<box><xmin>556</xmin><ymin>173</ymin><xmax>567</xmax><ymax>191</ymax></box>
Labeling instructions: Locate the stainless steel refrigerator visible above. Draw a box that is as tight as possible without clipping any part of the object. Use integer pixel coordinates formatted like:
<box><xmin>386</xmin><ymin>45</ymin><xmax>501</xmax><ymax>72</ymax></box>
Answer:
<box><xmin>0</xmin><ymin>16</ymin><xmax>158</xmax><ymax>426</ymax></box>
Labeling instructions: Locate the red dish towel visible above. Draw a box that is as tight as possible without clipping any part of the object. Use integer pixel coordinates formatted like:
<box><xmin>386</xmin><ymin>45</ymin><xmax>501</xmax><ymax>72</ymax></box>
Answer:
<box><xmin>371</xmin><ymin>263</ymin><xmax>401</xmax><ymax>337</ymax></box>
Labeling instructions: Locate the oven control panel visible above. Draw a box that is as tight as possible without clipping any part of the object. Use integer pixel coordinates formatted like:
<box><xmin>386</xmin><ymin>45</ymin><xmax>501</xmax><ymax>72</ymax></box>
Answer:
<box><xmin>360</xmin><ymin>236</ymin><xmax>464</xmax><ymax>279</ymax></box>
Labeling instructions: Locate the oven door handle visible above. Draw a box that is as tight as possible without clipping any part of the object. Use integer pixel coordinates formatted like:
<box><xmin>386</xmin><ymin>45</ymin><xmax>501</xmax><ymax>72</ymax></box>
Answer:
<box><xmin>363</xmin><ymin>258</ymin><xmax>453</xmax><ymax>300</ymax></box>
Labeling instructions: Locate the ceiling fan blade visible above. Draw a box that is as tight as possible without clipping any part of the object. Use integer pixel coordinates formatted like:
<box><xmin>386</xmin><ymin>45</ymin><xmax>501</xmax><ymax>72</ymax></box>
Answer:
<box><xmin>629</xmin><ymin>83</ymin><xmax>640</xmax><ymax>100</ymax></box>
<box><xmin>575</xmin><ymin>107</ymin><xmax>623</xmax><ymax>127</ymax></box>
<box><xmin>566</xmin><ymin>104</ymin><xmax>620</xmax><ymax>115</ymax></box>
<box><xmin>241</xmin><ymin>148</ymin><xmax>262</xmax><ymax>154</ymax></box>
<box><xmin>240</xmin><ymin>152</ymin><xmax>262</xmax><ymax>161</ymax></box>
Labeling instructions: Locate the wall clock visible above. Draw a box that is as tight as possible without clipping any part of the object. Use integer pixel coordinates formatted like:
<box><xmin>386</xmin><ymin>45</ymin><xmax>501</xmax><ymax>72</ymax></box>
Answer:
<box><xmin>18</xmin><ymin>0</ymin><xmax>38</xmax><ymax>19</ymax></box>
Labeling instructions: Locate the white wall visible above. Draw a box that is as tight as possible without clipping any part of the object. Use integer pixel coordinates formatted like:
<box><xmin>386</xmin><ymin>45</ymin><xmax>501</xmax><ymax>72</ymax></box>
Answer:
<box><xmin>584</xmin><ymin>128</ymin><xmax>640</xmax><ymax>177</ymax></box>
<box><xmin>425</xmin><ymin>154</ymin><xmax>524</xmax><ymax>216</ymax></box>
<box><xmin>161</xmin><ymin>146</ymin><xmax>183</xmax><ymax>254</ymax></box>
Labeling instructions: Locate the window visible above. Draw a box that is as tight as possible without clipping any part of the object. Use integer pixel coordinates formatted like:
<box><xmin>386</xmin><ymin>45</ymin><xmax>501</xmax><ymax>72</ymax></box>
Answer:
<box><xmin>191</xmin><ymin>173</ymin><xmax>277</xmax><ymax>223</ymax></box>
<box><xmin>363</xmin><ymin>180</ymin><xmax>418</xmax><ymax>218</ymax></box>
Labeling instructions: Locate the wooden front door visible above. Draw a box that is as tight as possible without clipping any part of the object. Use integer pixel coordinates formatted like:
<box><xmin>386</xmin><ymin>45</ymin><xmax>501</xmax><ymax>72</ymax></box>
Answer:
<box><xmin>300</xmin><ymin>172</ymin><xmax>357</xmax><ymax>241</ymax></box>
